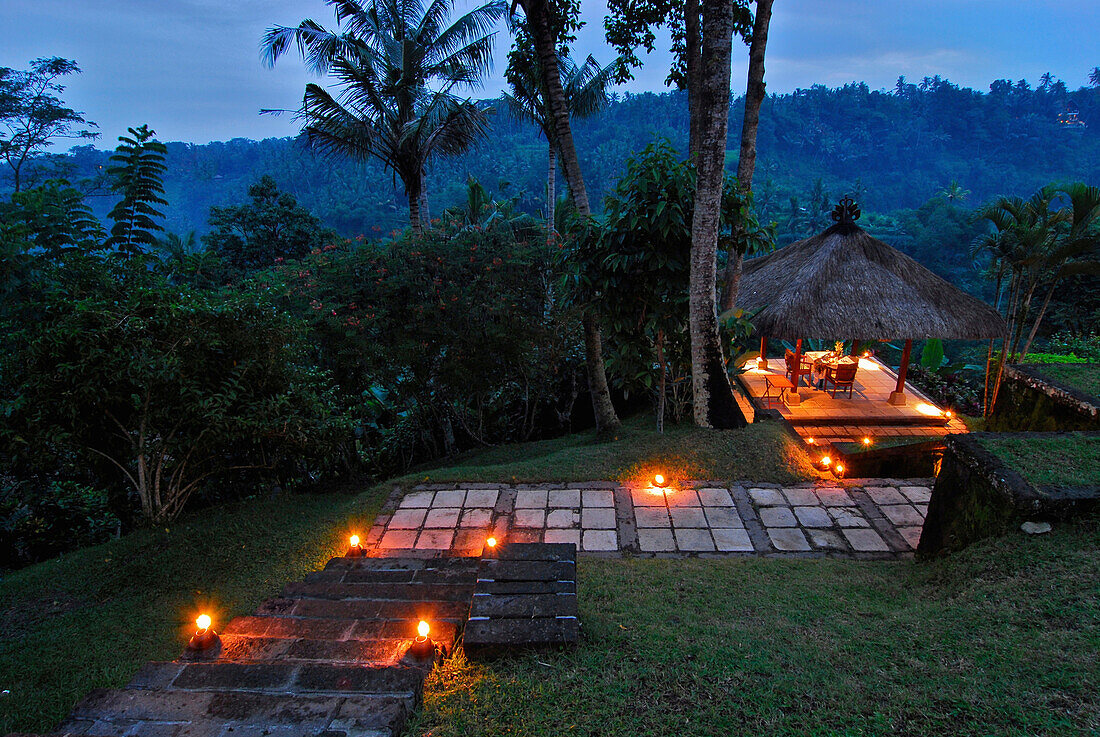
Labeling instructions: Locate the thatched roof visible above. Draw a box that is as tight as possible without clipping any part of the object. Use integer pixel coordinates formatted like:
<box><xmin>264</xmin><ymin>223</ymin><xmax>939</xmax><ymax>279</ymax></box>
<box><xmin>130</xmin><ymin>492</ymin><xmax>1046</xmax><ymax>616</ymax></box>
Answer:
<box><xmin>736</xmin><ymin>222</ymin><xmax>1006</xmax><ymax>341</ymax></box>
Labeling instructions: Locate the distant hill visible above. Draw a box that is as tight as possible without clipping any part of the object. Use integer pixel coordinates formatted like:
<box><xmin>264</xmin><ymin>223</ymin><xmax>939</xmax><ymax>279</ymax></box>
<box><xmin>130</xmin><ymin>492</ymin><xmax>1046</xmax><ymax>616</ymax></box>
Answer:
<box><xmin>19</xmin><ymin>75</ymin><xmax>1100</xmax><ymax>241</ymax></box>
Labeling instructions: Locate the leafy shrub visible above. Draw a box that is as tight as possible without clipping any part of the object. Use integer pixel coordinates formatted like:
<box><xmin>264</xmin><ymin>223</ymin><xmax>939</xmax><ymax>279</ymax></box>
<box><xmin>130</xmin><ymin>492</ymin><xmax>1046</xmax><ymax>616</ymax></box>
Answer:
<box><xmin>1020</xmin><ymin>353</ymin><xmax>1089</xmax><ymax>364</ymax></box>
<box><xmin>2</xmin><ymin>257</ymin><xmax>348</xmax><ymax>524</ymax></box>
<box><xmin>256</xmin><ymin>217</ymin><xmax>577</xmax><ymax>475</ymax></box>
<box><xmin>0</xmin><ymin>479</ymin><xmax>119</xmax><ymax>567</ymax></box>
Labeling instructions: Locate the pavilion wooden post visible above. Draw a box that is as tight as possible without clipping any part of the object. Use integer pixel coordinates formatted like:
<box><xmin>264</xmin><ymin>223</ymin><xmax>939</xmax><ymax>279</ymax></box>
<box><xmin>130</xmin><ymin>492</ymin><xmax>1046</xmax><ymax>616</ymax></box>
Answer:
<box><xmin>787</xmin><ymin>338</ymin><xmax>803</xmax><ymax>405</ymax></box>
<box><xmin>759</xmin><ymin>336</ymin><xmax>768</xmax><ymax>369</ymax></box>
<box><xmin>888</xmin><ymin>338</ymin><xmax>913</xmax><ymax>405</ymax></box>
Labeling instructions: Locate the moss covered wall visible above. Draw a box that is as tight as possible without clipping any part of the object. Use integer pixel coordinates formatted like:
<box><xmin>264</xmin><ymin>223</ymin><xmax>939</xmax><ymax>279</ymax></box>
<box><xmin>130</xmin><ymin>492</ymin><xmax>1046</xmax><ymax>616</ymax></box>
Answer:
<box><xmin>918</xmin><ymin>433</ymin><xmax>1100</xmax><ymax>557</ymax></box>
<box><xmin>987</xmin><ymin>364</ymin><xmax>1100</xmax><ymax>432</ymax></box>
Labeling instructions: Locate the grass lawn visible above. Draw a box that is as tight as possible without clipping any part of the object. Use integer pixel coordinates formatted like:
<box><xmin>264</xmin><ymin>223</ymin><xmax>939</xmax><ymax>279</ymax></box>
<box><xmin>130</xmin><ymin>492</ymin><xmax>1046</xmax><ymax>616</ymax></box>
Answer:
<box><xmin>391</xmin><ymin>415</ymin><xmax>818</xmax><ymax>487</ymax></box>
<box><xmin>978</xmin><ymin>433</ymin><xmax>1100</xmax><ymax>487</ymax></box>
<box><xmin>0</xmin><ymin>490</ymin><xmax>383</xmax><ymax>734</ymax></box>
<box><xmin>1034</xmin><ymin>363</ymin><xmax>1100</xmax><ymax>399</ymax></box>
<box><xmin>412</xmin><ymin>520</ymin><xmax>1100</xmax><ymax>736</ymax></box>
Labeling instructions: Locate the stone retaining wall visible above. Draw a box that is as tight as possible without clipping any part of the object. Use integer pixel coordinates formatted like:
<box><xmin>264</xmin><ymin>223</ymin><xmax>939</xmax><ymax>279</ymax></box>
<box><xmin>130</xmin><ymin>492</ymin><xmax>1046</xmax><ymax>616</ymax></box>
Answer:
<box><xmin>987</xmin><ymin>364</ymin><xmax>1100</xmax><ymax>431</ymax></box>
<box><xmin>917</xmin><ymin>432</ymin><xmax>1100</xmax><ymax>557</ymax></box>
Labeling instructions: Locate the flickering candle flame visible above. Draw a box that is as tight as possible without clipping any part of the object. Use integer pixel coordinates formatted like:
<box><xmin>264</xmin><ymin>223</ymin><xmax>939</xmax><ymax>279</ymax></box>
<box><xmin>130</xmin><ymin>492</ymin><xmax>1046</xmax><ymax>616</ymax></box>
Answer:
<box><xmin>835</xmin><ymin>463</ymin><xmax>845</xmax><ymax>474</ymax></box>
<box><xmin>417</xmin><ymin>620</ymin><xmax>430</xmax><ymax>638</ymax></box>
<box><xmin>821</xmin><ymin>456</ymin><xmax>832</xmax><ymax>467</ymax></box>
<box><xmin>349</xmin><ymin>534</ymin><xmax>360</xmax><ymax>547</ymax></box>
<box><xmin>862</xmin><ymin>437</ymin><xmax>872</xmax><ymax>446</ymax></box>
<box><xmin>806</xmin><ymin>437</ymin><xmax>816</xmax><ymax>445</ymax></box>
<box><xmin>196</xmin><ymin>614</ymin><xmax>211</xmax><ymax>631</ymax></box>
<box><xmin>653</xmin><ymin>473</ymin><xmax>668</xmax><ymax>488</ymax></box>
<box><xmin>486</xmin><ymin>537</ymin><xmax>497</xmax><ymax>548</ymax></box>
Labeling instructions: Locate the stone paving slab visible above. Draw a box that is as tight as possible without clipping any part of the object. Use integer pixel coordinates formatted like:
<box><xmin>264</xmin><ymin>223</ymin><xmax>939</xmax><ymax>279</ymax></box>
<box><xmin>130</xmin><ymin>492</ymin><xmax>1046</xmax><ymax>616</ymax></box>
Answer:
<box><xmin>365</xmin><ymin>480</ymin><xmax>934</xmax><ymax>559</ymax></box>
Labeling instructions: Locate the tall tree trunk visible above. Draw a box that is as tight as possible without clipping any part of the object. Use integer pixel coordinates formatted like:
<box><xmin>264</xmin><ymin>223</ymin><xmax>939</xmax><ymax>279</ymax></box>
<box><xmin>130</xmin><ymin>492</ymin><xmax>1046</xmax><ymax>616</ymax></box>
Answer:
<box><xmin>685</xmin><ymin>0</ymin><xmax>703</xmax><ymax>160</ymax></box>
<box><xmin>721</xmin><ymin>0</ymin><xmax>775</xmax><ymax>313</ymax></box>
<box><xmin>690</xmin><ymin>0</ymin><xmax>747</xmax><ymax>429</ymax></box>
<box><xmin>655</xmin><ymin>329</ymin><xmax>667</xmax><ymax>433</ymax></box>
<box><xmin>408</xmin><ymin>188</ymin><xmax>422</xmax><ymax>235</ymax></box>
<box><xmin>520</xmin><ymin>0</ymin><xmax>619</xmax><ymax>432</ymax></box>
<box><xmin>582</xmin><ymin>312</ymin><xmax>619</xmax><ymax>434</ymax></box>
<box><xmin>1020</xmin><ymin>269</ymin><xmax>1063</xmax><ymax>361</ymax></box>
<box><xmin>546</xmin><ymin>141</ymin><xmax>556</xmax><ymax>238</ymax></box>
<box><xmin>523</xmin><ymin>0</ymin><xmax>589</xmax><ymax>217</ymax></box>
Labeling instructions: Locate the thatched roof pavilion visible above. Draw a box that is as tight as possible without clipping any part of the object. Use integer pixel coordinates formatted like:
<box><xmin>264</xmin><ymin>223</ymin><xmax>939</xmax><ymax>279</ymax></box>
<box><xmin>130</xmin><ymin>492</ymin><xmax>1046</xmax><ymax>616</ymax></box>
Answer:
<box><xmin>737</xmin><ymin>198</ymin><xmax>1005</xmax><ymax>404</ymax></box>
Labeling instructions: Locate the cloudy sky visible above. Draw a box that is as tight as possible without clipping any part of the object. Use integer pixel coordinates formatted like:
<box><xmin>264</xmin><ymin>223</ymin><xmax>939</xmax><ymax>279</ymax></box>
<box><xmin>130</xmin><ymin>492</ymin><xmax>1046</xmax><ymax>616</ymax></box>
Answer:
<box><xmin>3</xmin><ymin>0</ymin><xmax>1098</xmax><ymax>148</ymax></box>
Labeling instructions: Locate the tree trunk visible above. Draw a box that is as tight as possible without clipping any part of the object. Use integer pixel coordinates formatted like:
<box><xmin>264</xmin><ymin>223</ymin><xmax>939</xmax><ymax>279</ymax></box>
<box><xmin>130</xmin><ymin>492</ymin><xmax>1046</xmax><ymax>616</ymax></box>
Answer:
<box><xmin>1020</xmin><ymin>269</ymin><xmax>1062</xmax><ymax>362</ymax></box>
<box><xmin>721</xmin><ymin>0</ymin><xmax>775</xmax><ymax>313</ymax></box>
<box><xmin>547</xmin><ymin>141</ymin><xmax>556</xmax><ymax>238</ymax></box>
<box><xmin>656</xmin><ymin>329</ymin><xmax>667</xmax><ymax>434</ymax></box>
<box><xmin>685</xmin><ymin>0</ymin><xmax>702</xmax><ymax>160</ymax></box>
<box><xmin>522</xmin><ymin>0</ymin><xmax>590</xmax><ymax>217</ymax></box>
<box><xmin>689</xmin><ymin>0</ymin><xmax>747</xmax><ymax>429</ymax></box>
<box><xmin>582</xmin><ymin>312</ymin><xmax>620</xmax><ymax>433</ymax></box>
<box><xmin>408</xmin><ymin>176</ymin><xmax>423</xmax><ymax>235</ymax></box>
<box><xmin>519</xmin><ymin>0</ymin><xmax>619</xmax><ymax>432</ymax></box>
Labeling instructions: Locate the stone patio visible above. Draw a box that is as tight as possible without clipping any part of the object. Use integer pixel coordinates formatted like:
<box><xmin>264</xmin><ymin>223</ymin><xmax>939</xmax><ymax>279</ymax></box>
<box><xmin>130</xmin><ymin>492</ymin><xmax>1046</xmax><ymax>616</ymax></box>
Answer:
<box><xmin>364</xmin><ymin>480</ymin><xmax>933</xmax><ymax>559</ymax></box>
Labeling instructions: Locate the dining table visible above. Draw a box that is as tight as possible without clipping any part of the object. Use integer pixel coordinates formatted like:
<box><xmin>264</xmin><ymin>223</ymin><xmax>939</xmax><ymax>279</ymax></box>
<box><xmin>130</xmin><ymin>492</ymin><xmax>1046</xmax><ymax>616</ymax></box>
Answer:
<box><xmin>803</xmin><ymin>351</ymin><xmax>858</xmax><ymax>388</ymax></box>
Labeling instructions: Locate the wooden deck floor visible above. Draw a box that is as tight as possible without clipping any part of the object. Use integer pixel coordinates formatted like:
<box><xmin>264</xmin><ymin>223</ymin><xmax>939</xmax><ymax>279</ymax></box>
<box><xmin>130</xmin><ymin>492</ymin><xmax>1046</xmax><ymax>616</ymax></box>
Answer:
<box><xmin>737</xmin><ymin>356</ymin><xmax>969</xmax><ymax>443</ymax></box>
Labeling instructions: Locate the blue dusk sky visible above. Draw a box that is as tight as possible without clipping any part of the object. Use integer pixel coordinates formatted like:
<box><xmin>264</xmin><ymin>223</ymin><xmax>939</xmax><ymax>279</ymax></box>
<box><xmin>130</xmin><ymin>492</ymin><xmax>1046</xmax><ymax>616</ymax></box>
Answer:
<box><xmin>2</xmin><ymin>0</ymin><xmax>1098</xmax><ymax>148</ymax></box>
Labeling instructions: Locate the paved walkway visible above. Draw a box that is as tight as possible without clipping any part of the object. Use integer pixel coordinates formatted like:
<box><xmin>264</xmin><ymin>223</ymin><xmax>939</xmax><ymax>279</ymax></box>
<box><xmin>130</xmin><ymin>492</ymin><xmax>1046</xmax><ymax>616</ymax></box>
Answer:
<box><xmin>365</xmin><ymin>480</ymin><xmax>933</xmax><ymax>559</ymax></box>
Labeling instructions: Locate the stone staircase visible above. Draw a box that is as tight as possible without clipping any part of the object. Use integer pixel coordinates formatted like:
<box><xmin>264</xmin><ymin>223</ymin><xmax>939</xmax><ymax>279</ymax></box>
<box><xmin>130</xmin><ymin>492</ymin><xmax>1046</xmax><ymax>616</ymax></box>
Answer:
<box><xmin>55</xmin><ymin>554</ymin><xmax>480</xmax><ymax>737</ymax></box>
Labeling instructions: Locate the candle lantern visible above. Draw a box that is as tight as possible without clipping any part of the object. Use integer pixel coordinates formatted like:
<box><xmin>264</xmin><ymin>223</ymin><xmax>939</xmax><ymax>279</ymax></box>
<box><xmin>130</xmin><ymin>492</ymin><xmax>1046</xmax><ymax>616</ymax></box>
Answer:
<box><xmin>187</xmin><ymin>614</ymin><xmax>221</xmax><ymax>655</ymax></box>
<box><xmin>409</xmin><ymin>620</ymin><xmax>434</xmax><ymax>659</ymax></box>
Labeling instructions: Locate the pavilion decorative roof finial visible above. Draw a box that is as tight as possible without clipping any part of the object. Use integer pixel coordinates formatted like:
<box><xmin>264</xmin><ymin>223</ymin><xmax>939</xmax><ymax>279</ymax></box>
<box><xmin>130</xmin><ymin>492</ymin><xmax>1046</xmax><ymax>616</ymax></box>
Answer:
<box><xmin>831</xmin><ymin>196</ymin><xmax>861</xmax><ymax>225</ymax></box>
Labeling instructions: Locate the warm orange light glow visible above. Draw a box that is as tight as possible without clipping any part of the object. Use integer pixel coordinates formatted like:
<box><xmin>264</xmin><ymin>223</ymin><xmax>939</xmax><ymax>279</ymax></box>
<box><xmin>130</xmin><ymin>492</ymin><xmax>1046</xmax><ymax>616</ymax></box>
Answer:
<box><xmin>486</xmin><ymin>537</ymin><xmax>497</xmax><ymax>548</ymax></box>
<box><xmin>835</xmin><ymin>463</ymin><xmax>845</xmax><ymax>474</ymax></box>
<box><xmin>862</xmin><ymin>351</ymin><xmax>871</xmax><ymax>358</ymax></box>
<box><xmin>944</xmin><ymin>410</ymin><xmax>954</xmax><ymax>418</ymax></box>
<box><xmin>820</xmin><ymin>456</ymin><xmax>832</xmax><ymax>467</ymax></box>
<box><xmin>862</xmin><ymin>437</ymin><xmax>872</xmax><ymax>446</ymax></box>
<box><xmin>806</xmin><ymin>437</ymin><xmax>816</xmax><ymax>445</ymax></box>
<box><xmin>349</xmin><ymin>534</ymin><xmax>360</xmax><ymax>547</ymax></box>
<box><xmin>915</xmin><ymin>402</ymin><xmax>943</xmax><ymax>417</ymax></box>
<box><xmin>653</xmin><ymin>473</ymin><xmax>666</xmax><ymax>487</ymax></box>
<box><xmin>417</xmin><ymin>620</ymin><xmax>430</xmax><ymax>638</ymax></box>
<box><xmin>196</xmin><ymin>614</ymin><xmax>211</xmax><ymax>631</ymax></box>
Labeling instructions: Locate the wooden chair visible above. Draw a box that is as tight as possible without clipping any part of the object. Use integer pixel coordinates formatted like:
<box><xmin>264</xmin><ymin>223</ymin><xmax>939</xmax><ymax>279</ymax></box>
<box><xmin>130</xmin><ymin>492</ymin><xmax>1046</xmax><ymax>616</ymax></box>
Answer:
<box><xmin>785</xmin><ymin>349</ymin><xmax>813</xmax><ymax>387</ymax></box>
<box><xmin>823</xmin><ymin>361</ymin><xmax>858</xmax><ymax>398</ymax></box>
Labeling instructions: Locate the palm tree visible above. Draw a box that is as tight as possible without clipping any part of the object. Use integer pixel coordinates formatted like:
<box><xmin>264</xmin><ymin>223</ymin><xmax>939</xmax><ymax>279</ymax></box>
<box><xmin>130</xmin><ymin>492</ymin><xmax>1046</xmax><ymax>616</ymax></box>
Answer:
<box><xmin>971</xmin><ymin>185</ymin><xmax>1100</xmax><ymax>409</ymax></box>
<box><xmin>508</xmin><ymin>0</ymin><xmax>621</xmax><ymax>434</ymax></box>
<box><xmin>261</xmin><ymin>0</ymin><xmax>506</xmax><ymax>234</ymax></box>
<box><xmin>938</xmin><ymin>179</ymin><xmax>970</xmax><ymax>203</ymax></box>
<box><xmin>501</xmin><ymin>51</ymin><xmax>616</xmax><ymax>236</ymax></box>
<box><xmin>1090</xmin><ymin>66</ymin><xmax>1100</xmax><ymax>87</ymax></box>
<box><xmin>721</xmin><ymin>0</ymin><xmax>775</xmax><ymax>312</ymax></box>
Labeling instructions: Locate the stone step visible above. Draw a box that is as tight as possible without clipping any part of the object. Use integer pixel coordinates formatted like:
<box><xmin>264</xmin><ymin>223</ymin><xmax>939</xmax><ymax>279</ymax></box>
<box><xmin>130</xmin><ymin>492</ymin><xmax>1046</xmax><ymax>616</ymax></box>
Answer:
<box><xmin>464</xmin><ymin>616</ymin><xmax>580</xmax><ymax>651</ymax></box>
<box><xmin>493</xmin><ymin>542</ymin><xmax>576</xmax><ymax>562</ymax></box>
<box><xmin>62</xmin><ymin>688</ymin><xmax>412</xmax><ymax>737</ymax></box>
<box><xmin>323</xmin><ymin>556</ymin><xmax>480</xmax><ymax>573</ymax></box>
<box><xmin>304</xmin><ymin>568</ymin><xmax>439</xmax><ymax>584</ymax></box>
<box><xmin>470</xmin><ymin>592</ymin><xmax>578</xmax><ymax>618</ymax></box>
<box><xmin>282</xmin><ymin>580</ymin><xmax>475</xmax><ymax>602</ymax></box>
<box><xmin>478</xmin><ymin>558</ymin><xmax>574</xmax><ymax>582</ymax></box>
<box><xmin>193</xmin><ymin>634</ymin><xmax>408</xmax><ymax>664</ymax></box>
<box><xmin>128</xmin><ymin>661</ymin><xmax>426</xmax><ymax>699</ymax></box>
<box><xmin>224</xmin><ymin>614</ymin><xmax>459</xmax><ymax>646</ymax></box>
<box><xmin>257</xmin><ymin>596</ymin><xmax>469</xmax><ymax>622</ymax></box>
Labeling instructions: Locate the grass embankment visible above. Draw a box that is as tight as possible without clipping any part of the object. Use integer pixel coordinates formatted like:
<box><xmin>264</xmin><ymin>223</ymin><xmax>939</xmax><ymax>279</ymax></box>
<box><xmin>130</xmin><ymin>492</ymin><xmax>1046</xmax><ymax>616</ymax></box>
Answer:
<box><xmin>412</xmin><ymin>521</ymin><xmax>1100</xmax><ymax>736</ymax></box>
<box><xmin>1034</xmin><ymin>363</ymin><xmax>1100</xmax><ymax>399</ymax></box>
<box><xmin>0</xmin><ymin>418</ymin><xmax>811</xmax><ymax>732</ymax></box>
<box><xmin>391</xmin><ymin>415</ymin><xmax>817</xmax><ymax>486</ymax></box>
<box><xmin>0</xmin><ymin>491</ymin><xmax>381</xmax><ymax>733</ymax></box>
<box><xmin>978</xmin><ymin>433</ymin><xmax>1100</xmax><ymax>487</ymax></box>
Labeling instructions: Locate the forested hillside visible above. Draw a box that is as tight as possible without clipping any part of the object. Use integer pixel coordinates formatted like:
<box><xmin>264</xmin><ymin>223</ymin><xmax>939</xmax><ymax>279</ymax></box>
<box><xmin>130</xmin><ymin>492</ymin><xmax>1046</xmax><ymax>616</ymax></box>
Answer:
<box><xmin>25</xmin><ymin>74</ymin><xmax>1100</xmax><ymax>246</ymax></box>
